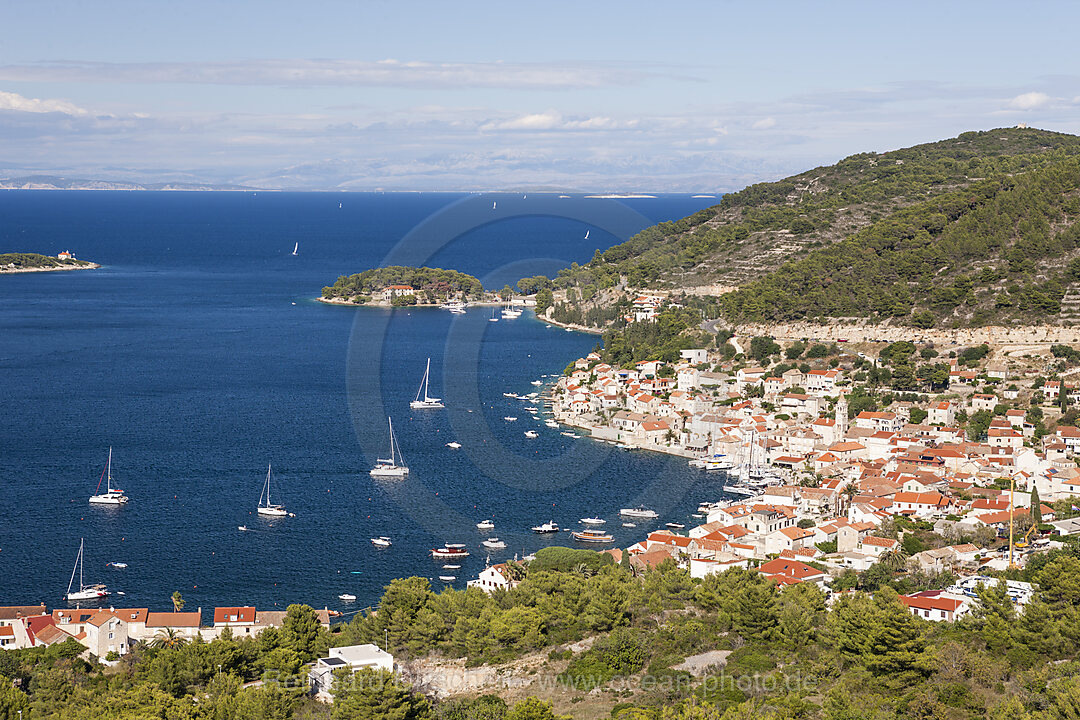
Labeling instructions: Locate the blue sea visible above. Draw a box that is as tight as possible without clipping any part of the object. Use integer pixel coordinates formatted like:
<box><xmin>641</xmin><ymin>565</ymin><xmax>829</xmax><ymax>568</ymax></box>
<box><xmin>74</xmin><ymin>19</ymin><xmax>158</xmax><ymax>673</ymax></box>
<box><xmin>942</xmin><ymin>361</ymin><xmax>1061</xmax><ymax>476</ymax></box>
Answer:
<box><xmin>0</xmin><ymin>191</ymin><xmax>725</xmax><ymax>619</ymax></box>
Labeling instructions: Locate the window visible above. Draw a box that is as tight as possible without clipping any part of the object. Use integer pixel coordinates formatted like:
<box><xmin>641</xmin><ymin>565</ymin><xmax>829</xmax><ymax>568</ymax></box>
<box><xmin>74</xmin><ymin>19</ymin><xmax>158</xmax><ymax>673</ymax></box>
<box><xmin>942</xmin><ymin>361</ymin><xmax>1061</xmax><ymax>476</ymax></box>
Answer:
<box><xmin>109</xmin><ymin>632</ymin><xmax>114</xmax><ymax>639</ymax></box>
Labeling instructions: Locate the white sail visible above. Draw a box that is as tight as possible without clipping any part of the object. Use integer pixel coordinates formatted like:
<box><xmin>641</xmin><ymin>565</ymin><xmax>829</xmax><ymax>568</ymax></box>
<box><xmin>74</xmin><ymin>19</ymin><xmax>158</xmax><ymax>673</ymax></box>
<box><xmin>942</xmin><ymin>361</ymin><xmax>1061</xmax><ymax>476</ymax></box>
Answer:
<box><xmin>291</xmin><ymin>243</ymin><xmax>298</xmax><ymax>256</ymax></box>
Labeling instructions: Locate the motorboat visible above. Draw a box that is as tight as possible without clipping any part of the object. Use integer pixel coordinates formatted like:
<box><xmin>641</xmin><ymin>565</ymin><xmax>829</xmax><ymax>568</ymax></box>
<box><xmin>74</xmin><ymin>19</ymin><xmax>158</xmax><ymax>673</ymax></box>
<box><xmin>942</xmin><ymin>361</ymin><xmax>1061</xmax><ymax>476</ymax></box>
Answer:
<box><xmin>439</xmin><ymin>575</ymin><xmax>457</xmax><ymax>582</ymax></box>
<box><xmin>524</xmin><ymin>430</ymin><xmax>538</xmax><ymax>438</ymax></box>
<box><xmin>666</xmin><ymin>522</ymin><xmax>685</xmax><ymax>530</ymax></box>
<box><xmin>238</xmin><ymin>525</ymin><xmax>248</xmax><ymax>532</ymax></box>
<box><xmin>545</xmin><ymin>421</ymin><xmax>559</xmax><ymax>429</ymax></box>
<box><xmin>503</xmin><ymin>416</ymin><xmax>517</xmax><ymax>422</ymax></box>
<box><xmin>723</xmin><ymin>484</ymin><xmax>757</xmax><ymax>497</ymax></box>
<box><xmin>339</xmin><ymin>594</ymin><xmax>356</xmax><ymax>602</ymax></box>
<box><xmin>619</xmin><ymin>507</ymin><xmax>658</xmax><ymax>519</ymax></box>
<box><xmin>432</xmin><ymin>544</ymin><xmax>469</xmax><ymax>559</ymax></box>
<box><xmin>530</xmin><ymin>380</ymin><xmax>543</xmax><ymax>386</ymax></box>
<box><xmin>622</xmin><ymin>522</ymin><xmax>637</xmax><ymax>528</ymax></box>
<box><xmin>579</xmin><ymin>517</ymin><xmax>605</xmax><ymax>525</ymax></box>
<box><xmin>371</xmin><ymin>537</ymin><xmax>392</xmax><ymax>547</ymax></box>
<box><xmin>476</xmin><ymin>520</ymin><xmax>495</xmax><ymax>530</ymax></box>
<box><xmin>572</xmin><ymin>529</ymin><xmax>614</xmax><ymax>543</ymax></box>
<box><xmin>481</xmin><ymin>538</ymin><xmax>507</xmax><ymax>549</ymax></box>
<box><xmin>89</xmin><ymin>447</ymin><xmax>128</xmax><ymax>505</ymax></box>
<box><xmin>257</xmin><ymin>464</ymin><xmax>288</xmax><ymax>517</ymax></box>
<box><xmin>442</xmin><ymin>564</ymin><xmax>461</xmax><ymax>570</ymax></box>
<box><xmin>106</xmin><ymin>562</ymin><xmax>127</xmax><ymax>569</ymax></box>
<box><xmin>561</xmin><ymin>432</ymin><xmax>580</xmax><ymax>438</ymax></box>
<box><xmin>531</xmin><ymin>521</ymin><xmax>559</xmax><ymax>534</ymax></box>
<box><xmin>446</xmin><ymin>441</ymin><xmax>461</xmax><ymax>449</ymax></box>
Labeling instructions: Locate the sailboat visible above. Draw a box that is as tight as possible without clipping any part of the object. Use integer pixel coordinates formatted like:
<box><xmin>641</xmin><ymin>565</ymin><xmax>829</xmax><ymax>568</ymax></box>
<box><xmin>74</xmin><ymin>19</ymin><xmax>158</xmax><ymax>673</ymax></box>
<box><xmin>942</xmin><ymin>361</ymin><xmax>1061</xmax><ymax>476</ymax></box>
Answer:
<box><xmin>65</xmin><ymin>539</ymin><xmax>108</xmax><ymax>601</ymax></box>
<box><xmin>291</xmin><ymin>242</ymin><xmax>298</xmax><ymax>256</ymax></box>
<box><xmin>370</xmin><ymin>417</ymin><xmax>409</xmax><ymax>477</ymax></box>
<box><xmin>488</xmin><ymin>307</ymin><xmax>499</xmax><ymax>322</ymax></box>
<box><xmin>410</xmin><ymin>358</ymin><xmax>444</xmax><ymax>409</ymax></box>
<box><xmin>89</xmin><ymin>447</ymin><xmax>128</xmax><ymax>505</ymax></box>
<box><xmin>257</xmin><ymin>464</ymin><xmax>288</xmax><ymax>517</ymax></box>
<box><xmin>584</xmin><ymin>229</ymin><xmax>590</xmax><ymax>239</ymax></box>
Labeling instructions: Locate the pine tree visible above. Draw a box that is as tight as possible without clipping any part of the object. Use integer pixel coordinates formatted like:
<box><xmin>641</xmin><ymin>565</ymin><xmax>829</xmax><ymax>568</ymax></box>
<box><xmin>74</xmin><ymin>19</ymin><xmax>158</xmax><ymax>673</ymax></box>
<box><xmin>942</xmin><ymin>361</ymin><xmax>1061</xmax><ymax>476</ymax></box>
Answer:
<box><xmin>1032</xmin><ymin>486</ymin><xmax>1043</xmax><ymax>526</ymax></box>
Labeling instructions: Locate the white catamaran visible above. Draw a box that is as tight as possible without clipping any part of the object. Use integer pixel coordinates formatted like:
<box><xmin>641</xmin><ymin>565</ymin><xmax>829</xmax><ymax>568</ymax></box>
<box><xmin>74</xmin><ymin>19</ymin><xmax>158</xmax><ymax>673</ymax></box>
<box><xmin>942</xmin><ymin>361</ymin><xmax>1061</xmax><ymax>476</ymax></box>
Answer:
<box><xmin>410</xmin><ymin>358</ymin><xmax>444</xmax><ymax>409</ymax></box>
<box><xmin>257</xmin><ymin>464</ymin><xmax>288</xmax><ymax>517</ymax></box>
<box><xmin>371</xmin><ymin>417</ymin><xmax>409</xmax><ymax>477</ymax></box>
<box><xmin>65</xmin><ymin>539</ymin><xmax>109</xmax><ymax>601</ymax></box>
<box><xmin>89</xmin><ymin>447</ymin><xmax>128</xmax><ymax>505</ymax></box>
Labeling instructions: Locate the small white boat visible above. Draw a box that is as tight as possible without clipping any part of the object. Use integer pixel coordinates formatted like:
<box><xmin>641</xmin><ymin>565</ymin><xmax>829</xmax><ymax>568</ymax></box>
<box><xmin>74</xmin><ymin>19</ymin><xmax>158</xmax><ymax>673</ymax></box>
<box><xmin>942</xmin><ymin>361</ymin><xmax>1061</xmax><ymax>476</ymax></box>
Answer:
<box><xmin>410</xmin><ymin>358</ymin><xmax>444</xmax><ymax>409</ymax></box>
<box><xmin>371</xmin><ymin>417</ymin><xmax>409</xmax><ymax>477</ymax></box>
<box><xmin>476</xmin><ymin>520</ymin><xmax>495</xmax><ymax>530</ymax></box>
<box><xmin>482</xmin><ymin>538</ymin><xmax>507</xmax><ymax>549</ymax></box>
<box><xmin>65</xmin><ymin>539</ymin><xmax>108</xmax><ymax>602</ymax></box>
<box><xmin>565</xmin><ymin>328</ymin><xmax>573</xmax><ymax>332</ymax></box>
<box><xmin>622</xmin><ymin>522</ymin><xmax>637</xmax><ymax>528</ymax></box>
<box><xmin>524</xmin><ymin>430</ymin><xmax>538</xmax><ymax>438</ymax></box>
<box><xmin>532</xmin><ymin>521</ymin><xmax>559</xmax><ymax>534</ymax></box>
<box><xmin>371</xmin><ymin>537</ymin><xmax>392</xmax><ymax>547</ymax></box>
<box><xmin>257</xmin><ymin>464</ymin><xmax>288</xmax><ymax>517</ymax></box>
<box><xmin>502</xmin><ymin>392</ymin><xmax>516</xmax><ymax>398</ymax></box>
<box><xmin>489</xmin><ymin>308</ymin><xmax>499</xmax><ymax>322</ymax></box>
<box><xmin>439</xmin><ymin>575</ymin><xmax>457</xmax><ymax>582</ymax></box>
<box><xmin>530</xmin><ymin>380</ymin><xmax>543</xmax><ymax>386</ymax></box>
<box><xmin>580</xmin><ymin>517</ymin><xmax>605</xmax><ymax>525</ymax></box>
<box><xmin>572</xmin><ymin>529</ymin><xmax>614</xmax><ymax>543</ymax></box>
<box><xmin>503</xmin><ymin>416</ymin><xmax>517</xmax><ymax>422</ymax></box>
<box><xmin>238</xmin><ymin>525</ymin><xmax>248</xmax><ymax>532</ymax></box>
<box><xmin>106</xmin><ymin>562</ymin><xmax>128</xmax><ymax>569</ymax></box>
<box><xmin>666</xmin><ymin>522</ymin><xmax>685</xmax><ymax>530</ymax></box>
<box><xmin>339</xmin><ymin>593</ymin><xmax>356</xmax><ymax>602</ymax></box>
<box><xmin>620</xmin><ymin>507</ymin><xmax>658</xmax><ymax>519</ymax></box>
<box><xmin>442</xmin><ymin>564</ymin><xmax>461</xmax><ymax>570</ymax></box>
<box><xmin>89</xmin><ymin>448</ymin><xmax>128</xmax><ymax>505</ymax></box>
<box><xmin>561</xmin><ymin>431</ymin><xmax>579</xmax><ymax>438</ymax></box>
<box><xmin>545</xmin><ymin>421</ymin><xmax>559</xmax><ymax>429</ymax></box>
<box><xmin>446</xmin><ymin>441</ymin><xmax>462</xmax><ymax>449</ymax></box>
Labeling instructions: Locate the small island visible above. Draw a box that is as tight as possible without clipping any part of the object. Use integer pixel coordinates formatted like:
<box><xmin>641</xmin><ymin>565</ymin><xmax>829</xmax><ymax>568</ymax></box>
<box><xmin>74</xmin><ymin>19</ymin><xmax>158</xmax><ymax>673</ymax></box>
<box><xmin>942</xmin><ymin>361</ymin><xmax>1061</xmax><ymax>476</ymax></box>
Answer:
<box><xmin>0</xmin><ymin>251</ymin><xmax>99</xmax><ymax>274</ymax></box>
<box><xmin>320</xmin><ymin>265</ymin><xmax>490</xmax><ymax>307</ymax></box>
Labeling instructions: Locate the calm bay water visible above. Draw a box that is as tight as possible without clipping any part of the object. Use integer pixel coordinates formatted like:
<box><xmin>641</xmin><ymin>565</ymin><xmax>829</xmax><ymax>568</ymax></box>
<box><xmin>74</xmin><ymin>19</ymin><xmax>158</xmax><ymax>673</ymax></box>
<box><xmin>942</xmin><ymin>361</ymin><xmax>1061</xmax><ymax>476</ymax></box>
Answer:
<box><xmin>0</xmin><ymin>191</ymin><xmax>726</xmax><ymax>617</ymax></box>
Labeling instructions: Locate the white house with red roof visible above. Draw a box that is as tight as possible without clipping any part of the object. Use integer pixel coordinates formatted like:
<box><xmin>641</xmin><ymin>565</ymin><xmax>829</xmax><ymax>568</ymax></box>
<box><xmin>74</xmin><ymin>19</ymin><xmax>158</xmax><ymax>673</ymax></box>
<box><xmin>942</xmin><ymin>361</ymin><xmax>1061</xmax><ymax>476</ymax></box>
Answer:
<box><xmin>468</xmin><ymin>563</ymin><xmax>521</xmax><ymax>593</ymax></box>
<box><xmin>758</xmin><ymin>558</ymin><xmax>827</xmax><ymax>587</ymax></box>
<box><xmin>899</xmin><ymin>592</ymin><xmax>972</xmax><ymax>622</ymax></box>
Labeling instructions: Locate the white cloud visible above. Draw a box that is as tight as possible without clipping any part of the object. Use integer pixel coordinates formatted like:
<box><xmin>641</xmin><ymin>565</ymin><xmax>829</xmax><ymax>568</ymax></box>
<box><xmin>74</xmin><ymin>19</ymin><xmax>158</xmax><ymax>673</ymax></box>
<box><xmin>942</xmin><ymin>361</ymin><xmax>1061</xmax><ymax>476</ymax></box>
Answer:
<box><xmin>0</xmin><ymin>59</ymin><xmax>675</xmax><ymax>90</ymax></box>
<box><xmin>1009</xmin><ymin>92</ymin><xmax>1051</xmax><ymax>110</ymax></box>
<box><xmin>751</xmin><ymin>117</ymin><xmax>776</xmax><ymax>130</ymax></box>
<box><xmin>479</xmin><ymin>112</ymin><xmax>627</xmax><ymax>132</ymax></box>
<box><xmin>0</xmin><ymin>90</ymin><xmax>88</xmax><ymax>115</ymax></box>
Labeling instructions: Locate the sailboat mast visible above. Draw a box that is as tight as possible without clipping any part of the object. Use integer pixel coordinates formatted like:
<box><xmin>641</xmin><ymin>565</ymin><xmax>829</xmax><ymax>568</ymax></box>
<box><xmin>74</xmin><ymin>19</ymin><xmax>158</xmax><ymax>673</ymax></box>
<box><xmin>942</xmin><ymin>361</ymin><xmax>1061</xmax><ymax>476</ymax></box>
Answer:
<box><xmin>423</xmin><ymin>358</ymin><xmax>431</xmax><ymax>401</ymax></box>
<box><xmin>107</xmin><ymin>447</ymin><xmax>113</xmax><ymax>492</ymax></box>
<box><xmin>67</xmin><ymin>540</ymin><xmax>81</xmax><ymax>596</ymax></box>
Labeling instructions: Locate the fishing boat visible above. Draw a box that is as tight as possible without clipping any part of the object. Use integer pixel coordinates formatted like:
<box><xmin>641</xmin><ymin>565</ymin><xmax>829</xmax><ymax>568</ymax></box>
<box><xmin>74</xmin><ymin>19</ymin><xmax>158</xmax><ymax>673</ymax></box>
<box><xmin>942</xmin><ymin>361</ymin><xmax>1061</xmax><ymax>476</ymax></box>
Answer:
<box><xmin>476</xmin><ymin>520</ymin><xmax>495</xmax><ymax>530</ymax></box>
<box><xmin>531</xmin><ymin>521</ymin><xmax>559</xmax><ymax>534</ymax></box>
<box><xmin>370</xmin><ymin>417</ymin><xmax>409</xmax><ymax>477</ymax></box>
<box><xmin>619</xmin><ymin>507</ymin><xmax>658</xmax><ymax>519</ymax></box>
<box><xmin>338</xmin><ymin>593</ymin><xmax>356</xmax><ymax>601</ymax></box>
<box><xmin>291</xmin><ymin>242</ymin><xmax>298</xmax><ymax>256</ymax></box>
<box><xmin>580</xmin><ymin>517</ymin><xmax>606</xmax><ymax>525</ymax></box>
<box><xmin>446</xmin><ymin>441</ymin><xmax>461</xmax><ymax>449</ymax></box>
<box><xmin>481</xmin><ymin>538</ymin><xmax>507</xmax><ymax>549</ymax></box>
<box><xmin>432</xmin><ymin>544</ymin><xmax>469</xmax><ymax>559</ymax></box>
<box><xmin>65</xmin><ymin>539</ymin><xmax>108</xmax><ymax>601</ymax></box>
<box><xmin>572</xmin><ymin>529</ymin><xmax>614</xmax><ymax>543</ymax></box>
<box><xmin>371</xmin><ymin>536</ymin><xmax>392</xmax><ymax>547</ymax></box>
<box><xmin>89</xmin><ymin>447</ymin><xmax>128</xmax><ymax>505</ymax></box>
<box><xmin>257</xmin><ymin>464</ymin><xmax>288</xmax><ymax>516</ymax></box>
<box><xmin>410</xmin><ymin>358</ymin><xmax>444</xmax><ymax>409</ymax></box>
<box><xmin>524</xmin><ymin>430</ymin><xmax>538</xmax><ymax>438</ymax></box>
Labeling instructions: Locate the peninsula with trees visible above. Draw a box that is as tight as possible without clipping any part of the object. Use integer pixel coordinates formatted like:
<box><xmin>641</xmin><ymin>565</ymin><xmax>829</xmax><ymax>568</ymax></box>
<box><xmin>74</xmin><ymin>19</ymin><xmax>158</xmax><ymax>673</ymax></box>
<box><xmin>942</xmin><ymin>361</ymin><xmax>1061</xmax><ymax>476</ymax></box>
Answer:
<box><xmin>0</xmin><ymin>252</ymin><xmax>99</xmax><ymax>274</ymax></box>
<box><xmin>320</xmin><ymin>265</ymin><xmax>520</xmax><ymax>307</ymax></box>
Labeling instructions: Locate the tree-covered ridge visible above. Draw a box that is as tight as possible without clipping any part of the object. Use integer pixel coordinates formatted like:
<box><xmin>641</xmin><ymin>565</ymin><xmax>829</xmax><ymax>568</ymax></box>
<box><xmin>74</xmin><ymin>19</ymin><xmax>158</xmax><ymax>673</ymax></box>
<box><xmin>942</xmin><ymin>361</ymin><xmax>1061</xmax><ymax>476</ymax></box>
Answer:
<box><xmin>546</xmin><ymin>128</ymin><xmax>1080</xmax><ymax>327</ymax></box>
<box><xmin>321</xmin><ymin>265</ymin><xmax>484</xmax><ymax>302</ymax></box>
<box><xmin>721</xmin><ymin>156</ymin><xmax>1080</xmax><ymax>326</ymax></box>
<box><xmin>0</xmin><ymin>252</ymin><xmax>93</xmax><ymax>270</ymax></box>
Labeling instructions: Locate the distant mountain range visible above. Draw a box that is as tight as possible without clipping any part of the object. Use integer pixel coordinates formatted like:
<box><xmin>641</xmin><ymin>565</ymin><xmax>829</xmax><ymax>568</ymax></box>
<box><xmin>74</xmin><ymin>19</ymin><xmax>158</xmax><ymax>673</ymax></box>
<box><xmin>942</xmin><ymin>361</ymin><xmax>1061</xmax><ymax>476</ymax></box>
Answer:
<box><xmin>0</xmin><ymin>175</ymin><xmax>256</xmax><ymax>191</ymax></box>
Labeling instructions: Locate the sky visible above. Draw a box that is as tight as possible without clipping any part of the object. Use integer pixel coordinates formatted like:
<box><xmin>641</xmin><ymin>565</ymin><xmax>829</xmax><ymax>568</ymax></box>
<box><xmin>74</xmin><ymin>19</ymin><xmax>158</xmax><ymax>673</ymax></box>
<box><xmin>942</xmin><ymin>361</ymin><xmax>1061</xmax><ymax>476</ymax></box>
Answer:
<box><xmin>1</xmin><ymin>1</ymin><xmax>1079</xmax><ymax>191</ymax></box>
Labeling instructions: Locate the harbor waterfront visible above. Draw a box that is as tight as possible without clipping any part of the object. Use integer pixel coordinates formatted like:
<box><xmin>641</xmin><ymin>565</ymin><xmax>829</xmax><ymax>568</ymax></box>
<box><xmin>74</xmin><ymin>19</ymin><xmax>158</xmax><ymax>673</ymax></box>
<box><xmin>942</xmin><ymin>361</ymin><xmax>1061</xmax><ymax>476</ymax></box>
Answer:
<box><xmin>0</xmin><ymin>190</ymin><xmax>720</xmax><ymax>616</ymax></box>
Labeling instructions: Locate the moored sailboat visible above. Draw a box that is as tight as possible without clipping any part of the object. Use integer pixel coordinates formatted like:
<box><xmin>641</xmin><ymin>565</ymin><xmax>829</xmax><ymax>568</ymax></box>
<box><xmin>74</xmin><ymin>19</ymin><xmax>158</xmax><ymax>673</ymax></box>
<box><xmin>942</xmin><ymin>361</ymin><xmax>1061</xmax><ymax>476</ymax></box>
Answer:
<box><xmin>89</xmin><ymin>447</ymin><xmax>128</xmax><ymax>505</ymax></box>
<box><xmin>257</xmin><ymin>464</ymin><xmax>288</xmax><ymax>517</ymax></box>
<box><xmin>65</xmin><ymin>539</ymin><xmax>108</xmax><ymax>601</ymax></box>
<box><xmin>371</xmin><ymin>417</ymin><xmax>409</xmax><ymax>477</ymax></box>
<box><xmin>410</xmin><ymin>358</ymin><xmax>444</xmax><ymax>409</ymax></box>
